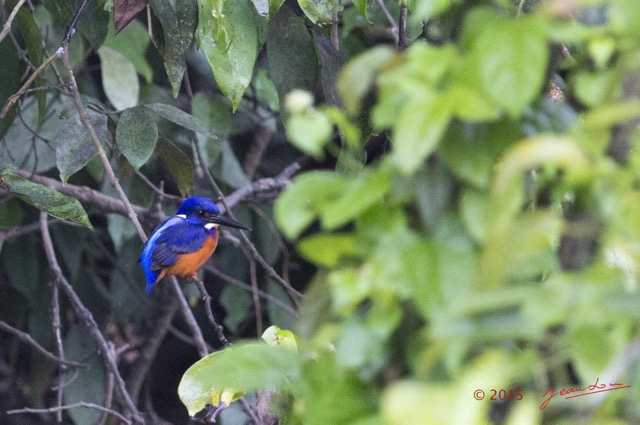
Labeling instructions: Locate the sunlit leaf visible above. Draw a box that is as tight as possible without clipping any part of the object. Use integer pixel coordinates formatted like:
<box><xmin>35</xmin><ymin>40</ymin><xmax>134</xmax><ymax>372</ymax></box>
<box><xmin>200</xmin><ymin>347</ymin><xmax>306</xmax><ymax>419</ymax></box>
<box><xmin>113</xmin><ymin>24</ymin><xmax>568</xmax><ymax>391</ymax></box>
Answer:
<box><xmin>178</xmin><ymin>342</ymin><xmax>300</xmax><ymax>416</ymax></box>
<box><xmin>262</xmin><ymin>325</ymin><xmax>298</xmax><ymax>350</ymax></box>
<box><xmin>298</xmin><ymin>233</ymin><xmax>356</xmax><ymax>267</ymax></box>
<box><xmin>298</xmin><ymin>0</ymin><xmax>343</xmax><ymax>23</ymax></box>
<box><xmin>0</xmin><ymin>170</ymin><xmax>93</xmax><ymax>229</ymax></box>
<box><xmin>196</xmin><ymin>0</ymin><xmax>259</xmax><ymax>110</ymax></box>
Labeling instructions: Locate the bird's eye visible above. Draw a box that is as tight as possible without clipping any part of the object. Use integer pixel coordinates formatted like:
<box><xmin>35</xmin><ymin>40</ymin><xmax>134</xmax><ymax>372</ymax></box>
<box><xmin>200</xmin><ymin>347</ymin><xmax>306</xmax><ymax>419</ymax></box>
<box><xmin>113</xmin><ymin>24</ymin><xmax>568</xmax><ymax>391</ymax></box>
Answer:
<box><xmin>197</xmin><ymin>209</ymin><xmax>205</xmax><ymax>216</ymax></box>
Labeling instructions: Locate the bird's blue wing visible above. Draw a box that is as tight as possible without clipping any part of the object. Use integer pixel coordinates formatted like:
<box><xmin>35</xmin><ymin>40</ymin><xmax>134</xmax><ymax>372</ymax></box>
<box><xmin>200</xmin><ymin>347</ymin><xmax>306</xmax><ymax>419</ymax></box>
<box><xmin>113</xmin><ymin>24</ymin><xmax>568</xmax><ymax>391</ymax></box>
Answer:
<box><xmin>150</xmin><ymin>220</ymin><xmax>209</xmax><ymax>268</ymax></box>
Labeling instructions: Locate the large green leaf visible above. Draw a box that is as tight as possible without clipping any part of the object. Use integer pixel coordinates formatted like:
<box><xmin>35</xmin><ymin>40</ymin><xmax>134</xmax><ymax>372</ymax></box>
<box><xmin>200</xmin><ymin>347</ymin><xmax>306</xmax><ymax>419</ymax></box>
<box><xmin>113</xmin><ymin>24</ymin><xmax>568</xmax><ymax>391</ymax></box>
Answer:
<box><xmin>464</xmin><ymin>10</ymin><xmax>549</xmax><ymax>117</ymax></box>
<box><xmin>267</xmin><ymin>6</ymin><xmax>317</xmax><ymax>104</ymax></box>
<box><xmin>97</xmin><ymin>46</ymin><xmax>140</xmax><ymax>110</ymax></box>
<box><xmin>197</xmin><ymin>0</ymin><xmax>259</xmax><ymax>110</ymax></box>
<box><xmin>0</xmin><ymin>170</ymin><xmax>93</xmax><ymax>229</ymax></box>
<box><xmin>298</xmin><ymin>0</ymin><xmax>343</xmax><ymax>24</ymax></box>
<box><xmin>149</xmin><ymin>0</ymin><xmax>198</xmax><ymax>97</ymax></box>
<box><xmin>116</xmin><ymin>106</ymin><xmax>158</xmax><ymax>170</ymax></box>
<box><xmin>53</xmin><ymin>110</ymin><xmax>109</xmax><ymax>183</ymax></box>
<box><xmin>178</xmin><ymin>342</ymin><xmax>300</xmax><ymax>416</ymax></box>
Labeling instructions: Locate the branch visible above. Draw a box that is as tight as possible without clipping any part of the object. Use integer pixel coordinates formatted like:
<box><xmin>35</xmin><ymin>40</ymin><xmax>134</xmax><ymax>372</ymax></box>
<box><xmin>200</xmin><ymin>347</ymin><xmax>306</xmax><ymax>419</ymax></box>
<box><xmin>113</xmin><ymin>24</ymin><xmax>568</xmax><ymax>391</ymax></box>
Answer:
<box><xmin>7</xmin><ymin>402</ymin><xmax>132</xmax><ymax>425</ymax></box>
<box><xmin>39</xmin><ymin>214</ymin><xmax>143</xmax><ymax>423</ymax></box>
<box><xmin>0</xmin><ymin>321</ymin><xmax>85</xmax><ymax>368</ymax></box>
<box><xmin>189</xmin><ymin>276</ymin><xmax>229</xmax><ymax>346</ymax></box>
<box><xmin>0</xmin><ymin>0</ymin><xmax>26</xmax><ymax>44</ymax></box>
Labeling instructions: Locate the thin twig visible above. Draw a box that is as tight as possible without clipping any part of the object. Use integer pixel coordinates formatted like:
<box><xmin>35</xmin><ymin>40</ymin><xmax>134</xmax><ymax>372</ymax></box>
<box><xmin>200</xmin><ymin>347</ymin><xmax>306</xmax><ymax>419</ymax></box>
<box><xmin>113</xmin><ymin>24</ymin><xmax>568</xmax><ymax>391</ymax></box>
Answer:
<box><xmin>0</xmin><ymin>321</ymin><xmax>85</xmax><ymax>368</ymax></box>
<box><xmin>189</xmin><ymin>276</ymin><xmax>230</xmax><ymax>346</ymax></box>
<box><xmin>398</xmin><ymin>4</ymin><xmax>408</xmax><ymax>50</ymax></box>
<box><xmin>39</xmin><ymin>214</ymin><xmax>143</xmax><ymax>423</ymax></box>
<box><xmin>0</xmin><ymin>0</ymin><xmax>26</xmax><ymax>43</ymax></box>
<box><xmin>330</xmin><ymin>13</ymin><xmax>340</xmax><ymax>51</ymax></box>
<box><xmin>48</xmin><ymin>235</ymin><xmax>66</xmax><ymax>423</ymax></box>
<box><xmin>7</xmin><ymin>402</ymin><xmax>132</xmax><ymax>425</ymax></box>
<box><xmin>171</xmin><ymin>277</ymin><xmax>212</xmax><ymax>353</ymax></box>
<box><xmin>1</xmin><ymin>51</ymin><xmax>58</xmax><ymax>119</ymax></box>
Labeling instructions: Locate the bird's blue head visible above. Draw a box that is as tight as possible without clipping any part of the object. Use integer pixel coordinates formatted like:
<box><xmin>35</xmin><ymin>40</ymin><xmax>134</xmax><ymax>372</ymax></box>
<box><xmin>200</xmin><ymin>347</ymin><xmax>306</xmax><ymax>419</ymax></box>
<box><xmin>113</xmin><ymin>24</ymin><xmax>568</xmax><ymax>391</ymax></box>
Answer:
<box><xmin>176</xmin><ymin>197</ymin><xmax>250</xmax><ymax>230</ymax></box>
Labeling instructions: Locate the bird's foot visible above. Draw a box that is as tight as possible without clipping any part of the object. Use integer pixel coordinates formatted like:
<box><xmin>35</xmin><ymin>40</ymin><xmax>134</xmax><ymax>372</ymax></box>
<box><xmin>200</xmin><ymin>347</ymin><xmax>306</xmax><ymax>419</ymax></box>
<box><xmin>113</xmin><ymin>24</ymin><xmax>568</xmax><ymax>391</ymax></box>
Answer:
<box><xmin>187</xmin><ymin>272</ymin><xmax>199</xmax><ymax>281</ymax></box>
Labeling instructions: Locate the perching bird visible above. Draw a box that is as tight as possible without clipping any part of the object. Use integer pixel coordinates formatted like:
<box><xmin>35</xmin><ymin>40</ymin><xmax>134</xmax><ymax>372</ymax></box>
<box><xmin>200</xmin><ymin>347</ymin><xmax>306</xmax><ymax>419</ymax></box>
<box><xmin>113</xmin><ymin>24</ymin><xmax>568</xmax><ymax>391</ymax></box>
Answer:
<box><xmin>140</xmin><ymin>197</ymin><xmax>250</xmax><ymax>295</ymax></box>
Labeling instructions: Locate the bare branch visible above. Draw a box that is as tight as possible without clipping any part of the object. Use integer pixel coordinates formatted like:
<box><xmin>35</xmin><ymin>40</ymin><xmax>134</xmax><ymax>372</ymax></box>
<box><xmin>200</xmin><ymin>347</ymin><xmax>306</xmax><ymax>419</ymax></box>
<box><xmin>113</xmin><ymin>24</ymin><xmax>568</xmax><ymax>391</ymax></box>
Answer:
<box><xmin>0</xmin><ymin>0</ymin><xmax>26</xmax><ymax>43</ymax></box>
<box><xmin>7</xmin><ymin>402</ymin><xmax>132</xmax><ymax>425</ymax></box>
<box><xmin>0</xmin><ymin>321</ymin><xmax>85</xmax><ymax>368</ymax></box>
<box><xmin>39</xmin><ymin>214</ymin><xmax>143</xmax><ymax>423</ymax></box>
<box><xmin>189</xmin><ymin>276</ymin><xmax>230</xmax><ymax>347</ymax></box>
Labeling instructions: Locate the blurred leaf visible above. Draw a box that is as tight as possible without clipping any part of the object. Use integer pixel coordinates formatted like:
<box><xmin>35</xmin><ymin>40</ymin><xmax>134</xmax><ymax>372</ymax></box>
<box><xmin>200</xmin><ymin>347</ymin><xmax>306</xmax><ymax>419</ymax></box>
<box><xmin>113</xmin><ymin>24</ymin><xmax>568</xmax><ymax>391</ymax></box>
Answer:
<box><xmin>178</xmin><ymin>342</ymin><xmax>300</xmax><ymax>416</ymax></box>
<box><xmin>77</xmin><ymin>0</ymin><xmax>110</xmax><ymax>49</ymax></box>
<box><xmin>267</xmin><ymin>6</ymin><xmax>318</xmax><ymax>104</ymax></box>
<box><xmin>53</xmin><ymin>109</ymin><xmax>109</xmax><ymax>183</ymax></box>
<box><xmin>145</xmin><ymin>103</ymin><xmax>219</xmax><ymax>140</ymax></box>
<box><xmin>392</xmin><ymin>96</ymin><xmax>451</xmax><ymax>174</ymax></box>
<box><xmin>337</xmin><ymin>46</ymin><xmax>394</xmax><ymax>116</ymax></box>
<box><xmin>103</xmin><ymin>19</ymin><xmax>153</xmax><ymax>82</ymax></box>
<box><xmin>298</xmin><ymin>350</ymin><xmax>376</xmax><ymax>425</ymax></box>
<box><xmin>298</xmin><ymin>0</ymin><xmax>343</xmax><ymax>23</ymax></box>
<box><xmin>1</xmin><ymin>171</ymin><xmax>93</xmax><ymax>229</ymax></box>
<box><xmin>493</xmin><ymin>136</ymin><xmax>591</xmax><ymax>198</ymax></box>
<box><xmin>2</xmin><ymin>236</ymin><xmax>41</xmax><ymax>301</ymax></box>
<box><xmin>285</xmin><ymin>109</ymin><xmax>333</xmax><ymax>158</ymax></box>
<box><xmin>275</xmin><ymin>171</ymin><xmax>349</xmax><ymax>239</ymax></box>
<box><xmin>266</xmin><ymin>278</ymin><xmax>297</xmax><ymax>331</ymax></box>
<box><xmin>298</xmin><ymin>233</ymin><xmax>356</xmax><ymax>267</ymax></box>
<box><xmin>97</xmin><ymin>46</ymin><xmax>140</xmax><ymax>110</ymax></box>
<box><xmin>149</xmin><ymin>0</ymin><xmax>197</xmax><ymax>97</ymax></box>
<box><xmin>155</xmin><ymin>137</ymin><xmax>195</xmax><ymax>196</ymax></box>
<box><xmin>116</xmin><ymin>106</ymin><xmax>158</xmax><ymax>169</ymax></box>
<box><xmin>262</xmin><ymin>325</ymin><xmax>298</xmax><ymax>350</ymax></box>
<box><xmin>196</xmin><ymin>0</ymin><xmax>259</xmax><ymax>110</ymax></box>
<box><xmin>464</xmin><ymin>10</ymin><xmax>549</xmax><ymax>117</ymax></box>
<box><xmin>353</xmin><ymin>0</ymin><xmax>370</xmax><ymax>21</ymax></box>
<box><xmin>63</xmin><ymin>325</ymin><xmax>106</xmax><ymax>425</ymax></box>
<box><xmin>114</xmin><ymin>0</ymin><xmax>148</xmax><ymax>33</ymax></box>
<box><xmin>0</xmin><ymin>198</ymin><xmax>23</xmax><ymax>229</ymax></box>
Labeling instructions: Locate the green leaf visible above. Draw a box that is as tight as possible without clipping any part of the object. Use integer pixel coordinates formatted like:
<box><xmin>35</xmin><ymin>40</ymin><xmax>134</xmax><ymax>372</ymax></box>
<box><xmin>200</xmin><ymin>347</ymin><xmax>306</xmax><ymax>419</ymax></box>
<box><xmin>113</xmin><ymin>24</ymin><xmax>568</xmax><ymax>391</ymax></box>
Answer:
<box><xmin>285</xmin><ymin>109</ymin><xmax>333</xmax><ymax>158</ymax></box>
<box><xmin>155</xmin><ymin>137</ymin><xmax>195</xmax><ymax>196</ymax></box>
<box><xmin>392</xmin><ymin>96</ymin><xmax>451</xmax><ymax>174</ymax></box>
<box><xmin>298</xmin><ymin>0</ymin><xmax>343</xmax><ymax>24</ymax></box>
<box><xmin>298</xmin><ymin>233</ymin><xmax>356</xmax><ymax>267</ymax></box>
<box><xmin>465</xmin><ymin>11</ymin><xmax>549</xmax><ymax>117</ymax></box>
<box><xmin>149</xmin><ymin>0</ymin><xmax>198</xmax><ymax>97</ymax></box>
<box><xmin>267</xmin><ymin>6</ymin><xmax>318</xmax><ymax>104</ymax></box>
<box><xmin>145</xmin><ymin>103</ymin><xmax>219</xmax><ymax>140</ymax></box>
<box><xmin>262</xmin><ymin>325</ymin><xmax>298</xmax><ymax>350</ymax></box>
<box><xmin>97</xmin><ymin>46</ymin><xmax>140</xmax><ymax>110</ymax></box>
<box><xmin>102</xmin><ymin>19</ymin><xmax>153</xmax><ymax>83</ymax></box>
<box><xmin>116</xmin><ymin>106</ymin><xmax>158</xmax><ymax>170</ymax></box>
<box><xmin>337</xmin><ymin>46</ymin><xmax>394</xmax><ymax>116</ymax></box>
<box><xmin>63</xmin><ymin>325</ymin><xmax>106</xmax><ymax>425</ymax></box>
<box><xmin>53</xmin><ymin>110</ymin><xmax>109</xmax><ymax>183</ymax></box>
<box><xmin>251</xmin><ymin>0</ymin><xmax>285</xmax><ymax>19</ymax></box>
<box><xmin>275</xmin><ymin>171</ymin><xmax>349</xmax><ymax>239</ymax></box>
<box><xmin>0</xmin><ymin>171</ymin><xmax>93</xmax><ymax>229</ymax></box>
<box><xmin>353</xmin><ymin>0</ymin><xmax>370</xmax><ymax>21</ymax></box>
<box><xmin>197</xmin><ymin>0</ymin><xmax>259</xmax><ymax>110</ymax></box>
<box><xmin>178</xmin><ymin>342</ymin><xmax>300</xmax><ymax>416</ymax></box>
<box><xmin>320</xmin><ymin>169</ymin><xmax>392</xmax><ymax>229</ymax></box>
<box><xmin>0</xmin><ymin>33</ymin><xmax>24</xmax><ymax>140</ymax></box>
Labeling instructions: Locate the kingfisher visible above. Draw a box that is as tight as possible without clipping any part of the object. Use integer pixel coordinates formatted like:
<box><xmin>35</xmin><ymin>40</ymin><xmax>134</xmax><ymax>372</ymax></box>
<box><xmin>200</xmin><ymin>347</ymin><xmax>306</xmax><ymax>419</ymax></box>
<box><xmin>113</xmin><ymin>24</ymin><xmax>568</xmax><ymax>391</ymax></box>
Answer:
<box><xmin>140</xmin><ymin>197</ymin><xmax>250</xmax><ymax>295</ymax></box>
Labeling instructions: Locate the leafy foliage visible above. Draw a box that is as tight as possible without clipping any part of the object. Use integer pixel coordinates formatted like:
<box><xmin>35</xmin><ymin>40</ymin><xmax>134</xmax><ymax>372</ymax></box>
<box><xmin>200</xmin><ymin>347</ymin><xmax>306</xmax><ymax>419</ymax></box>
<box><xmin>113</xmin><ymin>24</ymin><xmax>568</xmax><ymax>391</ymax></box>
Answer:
<box><xmin>1</xmin><ymin>0</ymin><xmax>640</xmax><ymax>424</ymax></box>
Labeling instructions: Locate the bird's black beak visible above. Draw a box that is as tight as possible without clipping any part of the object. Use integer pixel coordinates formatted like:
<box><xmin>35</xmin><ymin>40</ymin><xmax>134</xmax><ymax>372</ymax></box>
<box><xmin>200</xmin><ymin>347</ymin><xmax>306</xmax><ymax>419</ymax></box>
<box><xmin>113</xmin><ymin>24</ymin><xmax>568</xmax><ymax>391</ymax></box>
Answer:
<box><xmin>205</xmin><ymin>213</ymin><xmax>251</xmax><ymax>231</ymax></box>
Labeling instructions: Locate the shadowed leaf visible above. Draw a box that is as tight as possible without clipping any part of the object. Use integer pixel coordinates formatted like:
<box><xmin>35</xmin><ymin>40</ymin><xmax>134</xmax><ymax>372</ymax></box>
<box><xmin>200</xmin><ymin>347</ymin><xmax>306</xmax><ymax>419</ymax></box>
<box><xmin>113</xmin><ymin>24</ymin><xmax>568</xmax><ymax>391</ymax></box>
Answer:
<box><xmin>156</xmin><ymin>137</ymin><xmax>194</xmax><ymax>196</ymax></box>
<box><xmin>116</xmin><ymin>106</ymin><xmax>158</xmax><ymax>170</ymax></box>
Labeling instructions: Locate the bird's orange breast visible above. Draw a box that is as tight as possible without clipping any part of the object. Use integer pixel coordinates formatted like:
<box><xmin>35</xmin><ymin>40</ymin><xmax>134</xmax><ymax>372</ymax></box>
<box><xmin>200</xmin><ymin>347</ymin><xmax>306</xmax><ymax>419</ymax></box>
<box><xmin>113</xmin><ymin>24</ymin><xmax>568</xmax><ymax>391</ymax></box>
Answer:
<box><xmin>162</xmin><ymin>233</ymin><xmax>219</xmax><ymax>278</ymax></box>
